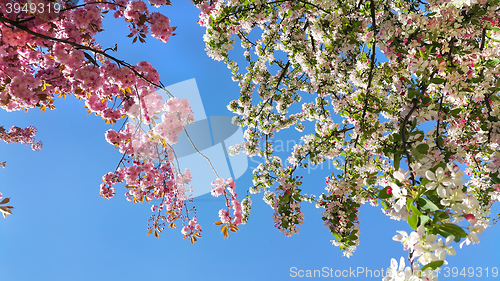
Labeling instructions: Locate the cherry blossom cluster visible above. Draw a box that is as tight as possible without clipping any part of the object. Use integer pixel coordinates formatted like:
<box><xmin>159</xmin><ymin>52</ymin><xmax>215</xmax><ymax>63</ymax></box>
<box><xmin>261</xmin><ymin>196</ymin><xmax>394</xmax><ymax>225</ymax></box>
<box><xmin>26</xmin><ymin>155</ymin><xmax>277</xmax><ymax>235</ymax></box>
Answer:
<box><xmin>152</xmin><ymin>97</ymin><xmax>194</xmax><ymax>145</ymax></box>
<box><xmin>181</xmin><ymin>216</ymin><xmax>202</xmax><ymax>237</ymax></box>
<box><xmin>0</xmin><ymin>125</ymin><xmax>42</xmax><ymax>152</ymax></box>
<box><xmin>211</xmin><ymin>177</ymin><xmax>243</xmax><ymax>227</ymax></box>
<box><xmin>149</xmin><ymin>12</ymin><xmax>174</xmax><ymax>43</ymax></box>
<box><xmin>100</xmin><ymin>143</ymin><xmax>200</xmax><ymax>238</ymax></box>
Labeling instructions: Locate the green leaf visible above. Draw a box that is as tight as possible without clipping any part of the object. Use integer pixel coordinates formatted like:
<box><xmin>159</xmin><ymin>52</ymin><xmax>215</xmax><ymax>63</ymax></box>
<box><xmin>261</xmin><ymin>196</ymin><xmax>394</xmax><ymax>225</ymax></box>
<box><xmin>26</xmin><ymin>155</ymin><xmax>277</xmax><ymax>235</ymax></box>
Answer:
<box><xmin>486</xmin><ymin>58</ymin><xmax>500</xmax><ymax>67</ymax></box>
<box><xmin>434</xmin><ymin>210</ymin><xmax>450</xmax><ymax>221</ymax></box>
<box><xmin>417</xmin><ymin>143</ymin><xmax>430</xmax><ymax>154</ymax></box>
<box><xmin>488</xmin><ymin>116</ymin><xmax>499</xmax><ymax>122</ymax></box>
<box><xmin>407</xmin><ymin>88</ymin><xmax>418</xmax><ymax>99</ymax></box>
<box><xmin>491</xmin><ymin>173</ymin><xmax>500</xmax><ymax>184</ymax></box>
<box><xmin>421</xmin><ymin>97</ymin><xmax>431</xmax><ymax>104</ymax></box>
<box><xmin>436</xmin><ymin>136</ymin><xmax>444</xmax><ymax>147</ymax></box>
<box><xmin>418</xmin><ymin>197</ymin><xmax>439</xmax><ymax>212</ymax></box>
<box><xmin>378</xmin><ymin>186</ymin><xmax>392</xmax><ymax>199</ymax></box>
<box><xmin>420</xmin><ymin>215</ymin><xmax>430</xmax><ymax>226</ymax></box>
<box><xmin>411</xmin><ymin>205</ymin><xmax>423</xmax><ymax>217</ymax></box>
<box><xmin>441</xmin><ymin>223</ymin><xmax>467</xmax><ymax>238</ymax></box>
<box><xmin>430</xmin><ymin>78</ymin><xmax>446</xmax><ymax>84</ymax></box>
<box><xmin>408</xmin><ymin>211</ymin><xmax>418</xmax><ymax>230</ymax></box>
<box><xmin>407</xmin><ymin>197</ymin><xmax>414</xmax><ymax>211</ymax></box>
<box><xmin>450</xmin><ymin>108</ymin><xmax>461</xmax><ymax>117</ymax></box>
<box><xmin>421</xmin><ymin>260</ymin><xmax>444</xmax><ymax>271</ymax></box>
<box><xmin>435</xmin><ymin>223</ymin><xmax>467</xmax><ymax>242</ymax></box>
<box><xmin>394</xmin><ymin>152</ymin><xmax>401</xmax><ymax>171</ymax></box>
<box><xmin>419</xmin><ymin>49</ymin><xmax>427</xmax><ymax>60</ymax></box>
<box><xmin>412</xmin><ymin>147</ymin><xmax>422</xmax><ymax>160</ymax></box>
<box><xmin>282</xmin><ymin>220</ymin><xmax>289</xmax><ymax>229</ymax></box>
<box><xmin>411</xmin><ymin>118</ymin><xmax>418</xmax><ymax>130</ymax></box>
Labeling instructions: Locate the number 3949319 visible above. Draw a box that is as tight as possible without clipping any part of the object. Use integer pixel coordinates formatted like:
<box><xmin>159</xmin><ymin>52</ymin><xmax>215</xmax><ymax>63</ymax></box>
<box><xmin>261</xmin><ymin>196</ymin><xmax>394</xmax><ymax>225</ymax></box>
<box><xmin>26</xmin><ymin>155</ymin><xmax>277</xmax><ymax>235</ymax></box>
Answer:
<box><xmin>441</xmin><ymin>267</ymin><xmax>498</xmax><ymax>278</ymax></box>
<box><xmin>5</xmin><ymin>2</ymin><xmax>61</xmax><ymax>14</ymax></box>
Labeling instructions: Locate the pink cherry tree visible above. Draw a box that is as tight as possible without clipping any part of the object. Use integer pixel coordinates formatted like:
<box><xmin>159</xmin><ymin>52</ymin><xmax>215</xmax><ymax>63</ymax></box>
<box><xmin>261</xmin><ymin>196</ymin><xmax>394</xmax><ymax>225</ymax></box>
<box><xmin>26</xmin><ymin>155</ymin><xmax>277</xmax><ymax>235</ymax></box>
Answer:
<box><xmin>0</xmin><ymin>0</ymin><xmax>243</xmax><ymax>242</ymax></box>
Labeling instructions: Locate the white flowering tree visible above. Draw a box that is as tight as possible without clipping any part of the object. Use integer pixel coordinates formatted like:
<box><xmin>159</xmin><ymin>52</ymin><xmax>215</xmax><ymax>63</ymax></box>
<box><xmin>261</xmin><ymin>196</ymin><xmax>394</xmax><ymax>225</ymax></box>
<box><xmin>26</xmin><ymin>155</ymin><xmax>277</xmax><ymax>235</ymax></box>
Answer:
<box><xmin>194</xmin><ymin>0</ymin><xmax>500</xmax><ymax>279</ymax></box>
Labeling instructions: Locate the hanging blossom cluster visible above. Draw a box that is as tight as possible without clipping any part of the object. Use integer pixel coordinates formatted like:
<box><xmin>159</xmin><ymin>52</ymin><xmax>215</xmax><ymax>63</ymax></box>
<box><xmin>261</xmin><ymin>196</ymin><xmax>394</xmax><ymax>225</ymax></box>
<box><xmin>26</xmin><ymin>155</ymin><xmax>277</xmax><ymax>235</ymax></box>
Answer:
<box><xmin>0</xmin><ymin>0</ymin><xmax>240</xmax><ymax>242</ymax></box>
<box><xmin>195</xmin><ymin>0</ymin><xmax>500</xmax><ymax>278</ymax></box>
<box><xmin>263</xmin><ymin>175</ymin><xmax>305</xmax><ymax>237</ymax></box>
<box><xmin>318</xmin><ymin>175</ymin><xmax>361</xmax><ymax>258</ymax></box>
<box><xmin>211</xmin><ymin>177</ymin><xmax>243</xmax><ymax>237</ymax></box>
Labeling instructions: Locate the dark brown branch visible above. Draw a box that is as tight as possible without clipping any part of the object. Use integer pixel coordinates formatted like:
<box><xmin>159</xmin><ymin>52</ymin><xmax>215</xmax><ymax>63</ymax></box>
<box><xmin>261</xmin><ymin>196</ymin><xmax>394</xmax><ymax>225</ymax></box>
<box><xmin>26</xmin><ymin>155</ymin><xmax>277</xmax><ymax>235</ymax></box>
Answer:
<box><xmin>354</xmin><ymin>0</ymin><xmax>377</xmax><ymax>148</ymax></box>
<box><xmin>400</xmin><ymin>99</ymin><xmax>419</xmax><ymax>185</ymax></box>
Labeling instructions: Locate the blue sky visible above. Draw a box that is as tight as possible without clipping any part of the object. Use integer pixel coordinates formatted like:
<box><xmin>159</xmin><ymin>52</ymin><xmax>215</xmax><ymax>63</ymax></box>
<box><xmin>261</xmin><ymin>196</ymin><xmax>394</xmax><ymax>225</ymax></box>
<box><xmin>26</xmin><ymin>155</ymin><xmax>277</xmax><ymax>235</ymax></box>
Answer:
<box><xmin>0</xmin><ymin>1</ymin><xmax>499</xmax><ymax>280</ymax></box>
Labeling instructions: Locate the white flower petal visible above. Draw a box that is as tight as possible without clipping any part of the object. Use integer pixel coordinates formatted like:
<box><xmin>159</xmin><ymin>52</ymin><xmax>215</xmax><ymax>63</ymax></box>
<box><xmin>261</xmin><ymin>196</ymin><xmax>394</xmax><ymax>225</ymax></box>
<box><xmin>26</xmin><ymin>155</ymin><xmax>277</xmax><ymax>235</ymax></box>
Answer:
<box><xmin>394</xmin><ymin>170</ymin><xmax>406</xmax><ymax>182</ymax></box>
<box><xmin>445</xmin><ymin>235</ymin><xmax>455</xmax><ymax>244</ymax></box>
<box><xmin>398</xmin><ymin>256</ymin><xmax>406</xmax><ymax>271</ymax></box>
<box><xmin>426</xmin><ymin>170</ymin><xmax>436</xmax><ymax>181</ymax></box>
<box><xmin>437</xmin><ymin>186</ymin><xmax>447</xmax><ymax>198</ymax></box>
<box><xmin>426</xmin><ymin>182</ymin><xmax>437</xmax><ymax>190</ymax></box>
<box><xmin>390</xmin><ymin>258</ymin><xmax>398</xmax><ymax>270</ymax></box>
<box><xmin>436</xmin><ymin>248</ymin><xmax>446</xmax><ymax>260</ymax></box>
<box><xmin>394</xmin><ymin>198</ymin><xmax>406</xmax><ymax>212</ymax></box>
<box><xmin>447</xmin><ymin>247</ymin><xmax>456</xmax><ymax>256</ymax></box>
<box><xmin>442</xmin><ymin>179</ymin><xmax>454</xmax><ymax>186</ymax></box>
<box><xmin>436</xmin><ymin>167</ymin><xmax>444</xmax><ymax>180</ymax></box>
<box><xmin>469</xmin><ymin>233</ymin><xmax>479</xmax><ymax>243</ymax></box>
<box><xmin>427</xmin><ymin>234</ymin><xmax>437</xmax><ymax>243</ymax></box>
<box><xmin>396</xmin><ymin>230</ymin><xmax>408</xmax><ymax>237</ymax></box>
<box><xmin>417</xmin><ymin>225</ymin><xmax>425</xmax><ymax>236</ymax></box>
<box><xmin>393</xmin><ymin>234</ymin><xmax>403</xmax><ymax>241</ymax></box>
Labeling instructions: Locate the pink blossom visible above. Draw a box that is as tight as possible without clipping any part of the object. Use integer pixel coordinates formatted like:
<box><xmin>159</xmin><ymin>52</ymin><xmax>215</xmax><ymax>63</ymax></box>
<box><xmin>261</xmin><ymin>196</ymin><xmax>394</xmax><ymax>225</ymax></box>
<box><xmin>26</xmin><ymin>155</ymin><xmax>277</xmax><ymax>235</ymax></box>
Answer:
<box><xmin>219</xmin><ymin>209</ymin><xmax>230</xmax><ymax>224</ymax></box>
<box><xmin>149</xmin><ymin>12</ymin><xmax>173</xmax><ymax>43</ymax></box>
<box><xmin>99</xmin><ymin>185</ymin><xmax>115</xmax><ymax>199</ymax></box>
<box><xmin>152</xmin><ymin>111</ymin><xmax>184</xmax><ymax>145</ymax></box>
<box><xmin>464</xmin><ymin>214</ymin><xmax>477</xmax><ymax>225</ymax></box>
